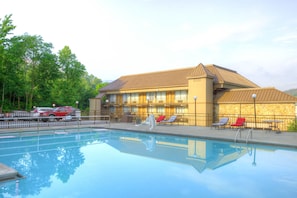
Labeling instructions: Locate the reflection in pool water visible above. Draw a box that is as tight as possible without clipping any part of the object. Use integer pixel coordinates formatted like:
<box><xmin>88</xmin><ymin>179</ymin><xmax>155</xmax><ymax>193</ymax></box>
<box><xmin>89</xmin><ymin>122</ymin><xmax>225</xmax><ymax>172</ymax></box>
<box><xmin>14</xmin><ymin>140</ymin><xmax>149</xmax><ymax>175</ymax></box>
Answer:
<box><xmin>1</xmin><ymin>129</ymin><xmax>297</xmax><ymax>197</ymax></box>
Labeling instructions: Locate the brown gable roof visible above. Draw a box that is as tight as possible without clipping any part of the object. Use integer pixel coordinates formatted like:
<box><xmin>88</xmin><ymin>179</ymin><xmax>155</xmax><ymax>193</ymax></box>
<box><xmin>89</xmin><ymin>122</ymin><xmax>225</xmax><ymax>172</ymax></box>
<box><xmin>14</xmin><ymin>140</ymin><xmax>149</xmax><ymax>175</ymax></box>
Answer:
<box><xmin>206</xmin><ymin>64</ymin><xmax>259</xmax><ymax>88</ymax></box>
<box><xmin>100</xmin><ymin>63</ymin><xmax>259</xmax><ymax>92</ymax></box>
<box><xmin>217</xmin><ymin>87</ymin><xmax>297</xmax><ymax>104</ymax></box>
<box><xmin>188</xmin><ymin>63</ymin><xmax>215</xmax><ymax>79</ymax></box>
<box><xmin>100</xmin><ymin>67</ymin><xmax>192</xmax><ymax>92</ymax></box>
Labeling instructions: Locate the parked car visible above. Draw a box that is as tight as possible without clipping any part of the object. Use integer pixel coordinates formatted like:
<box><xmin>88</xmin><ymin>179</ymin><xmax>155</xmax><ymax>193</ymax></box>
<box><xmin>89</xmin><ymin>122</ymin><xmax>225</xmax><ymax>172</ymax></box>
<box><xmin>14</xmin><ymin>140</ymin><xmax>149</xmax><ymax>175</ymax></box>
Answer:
<box><xmin>31</xmin><ymin>107</ymin><xmax>53</xmax><ymax>119</ymax></box>
<box><xmin>1</xmin><ymin>111</ymin><xmax>32</xmax><ymax>121</ymax></box>
<box><xmin>39</xmin><ymin>106</ymin><xmax>76</xmax><ymax>122</ymax></box>
<box><xmin>0</xmin><ymin>112</ymin><xmax>15</xmax><ymax>121</ymax></box>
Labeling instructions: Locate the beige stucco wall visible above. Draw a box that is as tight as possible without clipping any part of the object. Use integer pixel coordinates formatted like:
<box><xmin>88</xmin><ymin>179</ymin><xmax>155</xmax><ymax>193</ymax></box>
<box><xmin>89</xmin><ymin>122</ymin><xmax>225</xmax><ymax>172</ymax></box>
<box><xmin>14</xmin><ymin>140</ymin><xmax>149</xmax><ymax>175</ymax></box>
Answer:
<box><xmin>188</xmin><ymin>77</ymin><xmax>213</xmax><ymax>126</ymax></box>
<box><xmin>217</xmin><ymin>103</ymin><xmax>296</xmax><ymax>131</ymax></box>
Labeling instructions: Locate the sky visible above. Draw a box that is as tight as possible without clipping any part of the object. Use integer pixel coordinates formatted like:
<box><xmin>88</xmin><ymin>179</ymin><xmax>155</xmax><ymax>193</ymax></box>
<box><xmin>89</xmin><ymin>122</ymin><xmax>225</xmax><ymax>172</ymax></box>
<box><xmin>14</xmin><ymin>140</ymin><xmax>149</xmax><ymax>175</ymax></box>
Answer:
<box><xmin>1</xmin><ymin>0</ymin><xmax>297</xmax><ymax>91</ymax></box>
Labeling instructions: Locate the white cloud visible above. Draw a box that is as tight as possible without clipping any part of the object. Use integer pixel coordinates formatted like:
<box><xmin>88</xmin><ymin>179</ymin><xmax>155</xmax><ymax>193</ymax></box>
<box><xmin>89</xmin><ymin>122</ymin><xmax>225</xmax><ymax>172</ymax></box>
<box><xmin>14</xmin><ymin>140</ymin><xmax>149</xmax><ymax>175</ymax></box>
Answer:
<box><xmin>1</xmin><ymin>0</ymin><xmax>297</xmax><ymax>90</ymax></box>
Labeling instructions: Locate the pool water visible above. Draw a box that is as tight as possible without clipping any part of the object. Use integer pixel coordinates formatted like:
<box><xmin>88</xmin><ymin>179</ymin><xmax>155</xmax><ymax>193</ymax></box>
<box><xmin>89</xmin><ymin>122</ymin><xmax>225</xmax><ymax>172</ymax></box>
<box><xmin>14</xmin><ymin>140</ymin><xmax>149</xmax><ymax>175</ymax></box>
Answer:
<box><xmin>1</xmin><ymin>129</ymin><xmax>297</xmax><ymax>198</ymax></box>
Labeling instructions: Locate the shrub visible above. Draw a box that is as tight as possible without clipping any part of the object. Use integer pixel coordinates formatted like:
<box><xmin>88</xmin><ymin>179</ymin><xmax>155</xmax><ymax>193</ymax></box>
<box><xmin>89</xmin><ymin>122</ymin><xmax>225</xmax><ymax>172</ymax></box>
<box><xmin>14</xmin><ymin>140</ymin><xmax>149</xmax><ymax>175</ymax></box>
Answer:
<box><xmin>287</xmin><ymin>119</ymin><xmax>297</xmax><ymax>132</ymax></box>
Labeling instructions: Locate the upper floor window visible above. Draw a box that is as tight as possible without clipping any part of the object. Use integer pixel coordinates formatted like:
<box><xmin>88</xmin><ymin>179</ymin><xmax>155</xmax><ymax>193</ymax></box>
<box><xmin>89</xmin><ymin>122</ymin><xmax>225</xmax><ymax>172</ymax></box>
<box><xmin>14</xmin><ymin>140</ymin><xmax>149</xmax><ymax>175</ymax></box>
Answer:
<box><xmin>146</xmin><ymin>92</ymin><xmax>155</xmax><ymax>102</ymax></box>
<box><xmin>109</xmin><ymin>94</ymin><xmax>116</xmax><ymax>103</ymax></box>
<box><xmin>131</xmin><ymin>93</ymin><xmax>139</xmax><ymax>103</ymax></box>
<box><xmin>175</xmin><ymin>90</ymin><xmax>187</xmax><ymax>102</ymax></box>
<box><xmin>156</xmin><ymin>92</ymin><xmax>166</xmax><ymax>102</ymax></box>
<box><xmin>123</xmin><ymin>94</ymin><xmax>129</xmax><ymax>103</ymax></box>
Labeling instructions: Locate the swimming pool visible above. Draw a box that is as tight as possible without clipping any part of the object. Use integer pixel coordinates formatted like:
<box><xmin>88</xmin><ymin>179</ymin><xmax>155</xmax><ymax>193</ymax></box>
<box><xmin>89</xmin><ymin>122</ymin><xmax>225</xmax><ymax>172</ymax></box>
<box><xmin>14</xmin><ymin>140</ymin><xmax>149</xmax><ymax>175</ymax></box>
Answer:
<box><xmin>1</xmin><ymin>128</ymin><xmax>297</xmax><ymax>197</ymax></box>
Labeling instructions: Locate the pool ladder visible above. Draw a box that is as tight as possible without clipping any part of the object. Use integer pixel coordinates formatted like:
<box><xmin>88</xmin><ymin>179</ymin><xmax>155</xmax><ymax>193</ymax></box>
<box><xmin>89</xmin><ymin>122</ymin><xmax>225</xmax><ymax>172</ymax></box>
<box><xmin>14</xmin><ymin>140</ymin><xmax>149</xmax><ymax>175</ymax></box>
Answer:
<box><xmin>234</xmin><ymin>128</ymin><xmax>253</xmax><ymax>144</ymax></box>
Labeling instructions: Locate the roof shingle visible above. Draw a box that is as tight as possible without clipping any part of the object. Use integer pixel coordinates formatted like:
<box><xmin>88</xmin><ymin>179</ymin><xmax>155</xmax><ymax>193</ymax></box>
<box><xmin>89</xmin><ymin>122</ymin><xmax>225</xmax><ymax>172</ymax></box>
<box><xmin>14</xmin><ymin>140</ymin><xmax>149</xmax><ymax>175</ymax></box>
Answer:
<box><xmin>100</xmin><ymin>63</ymin><xmax>259</xmax><ymax>92</ymax></box>
<box><xmin>217</xmin><ymin>87</ymin><xmax>297</xmax><ymax>103</ymax></box>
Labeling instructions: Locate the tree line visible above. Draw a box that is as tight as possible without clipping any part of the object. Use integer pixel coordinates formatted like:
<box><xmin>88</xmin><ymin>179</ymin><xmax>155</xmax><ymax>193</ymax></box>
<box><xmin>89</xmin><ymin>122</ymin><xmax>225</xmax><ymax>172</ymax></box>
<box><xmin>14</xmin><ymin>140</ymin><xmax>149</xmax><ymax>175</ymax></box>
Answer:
<box><xmin>0</xmin><ymin>14</ymin><xmax>107</xmax><ymax>113</ymax></box>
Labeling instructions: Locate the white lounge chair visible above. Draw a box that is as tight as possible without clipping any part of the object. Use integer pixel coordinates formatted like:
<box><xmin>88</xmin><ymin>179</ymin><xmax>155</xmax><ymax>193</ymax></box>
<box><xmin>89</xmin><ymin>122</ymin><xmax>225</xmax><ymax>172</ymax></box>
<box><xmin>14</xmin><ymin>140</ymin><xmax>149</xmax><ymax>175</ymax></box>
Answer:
<box><xmin>211</xmin><ymin>117</ymin><xmax>229</xmax><ymax>129</ymax></box>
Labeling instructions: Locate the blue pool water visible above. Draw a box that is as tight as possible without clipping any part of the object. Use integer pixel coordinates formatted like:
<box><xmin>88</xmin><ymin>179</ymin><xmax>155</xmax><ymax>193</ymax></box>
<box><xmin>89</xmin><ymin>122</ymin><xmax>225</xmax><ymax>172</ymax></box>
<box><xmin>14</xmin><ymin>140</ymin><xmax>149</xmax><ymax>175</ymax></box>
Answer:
<box><xmin>1</xmin><ymin>128</ymin><xmax>297</xmax><ymax>198</ymax></box>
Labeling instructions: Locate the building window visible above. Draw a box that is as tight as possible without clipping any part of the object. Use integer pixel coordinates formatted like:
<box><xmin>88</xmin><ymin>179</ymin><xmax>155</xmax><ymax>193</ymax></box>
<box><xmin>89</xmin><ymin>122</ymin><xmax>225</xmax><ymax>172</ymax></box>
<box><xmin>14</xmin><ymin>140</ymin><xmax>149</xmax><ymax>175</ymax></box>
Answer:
<box><xmin>157</xmin><ymin>106</ymin><xmax>165</xmax><ymax>114</ymax></box>
<box><xmin>123</xmin><ymin>94</ymin><xmax>129</xmax><ymax>103</ymax></box>
<box><xmin>110</xmin><ymin>94</ymin><xmax>116</xmax><ymax>103</ymax></box>
<box><xmin>123</xmin><ymin>106</ymin><xmax>130</xmax><ymax>113</ymax></box>
<box><xmin>148</xmin><ymin>106</ymin><xmax>154</xmax><ymax>114</ymax></box>
<box><xmin>146</xmin><ymin>92</ymin><xmax>155</xmax><ymax>102</ymax></box>
<box><xmin>156</xmin><ymin>91</ymin><xmax>166</xmax><ymax>102</ymax></box>
<box><xmin>175</xmin><ymin>90</ymin><xmax>187</xmax><ymax>102</ymax></box>
<box><xmin>131</xmin><ymin>106</ymin><xmax>138</xmax><ymax>113</ymax></box>
<box><xmin>109</xmin><ymin>106</ymin><xmax>115</xmax><ymax>113</ymax></box>
<box><xmin>176</xmin><ymin>106</ymin><xmax>185</xmax><ymax>114</ymax></box>
<box><xmin>131</xmin><ymin>93</ymin><xmax>138</xmax><ymax>103</ymax></box>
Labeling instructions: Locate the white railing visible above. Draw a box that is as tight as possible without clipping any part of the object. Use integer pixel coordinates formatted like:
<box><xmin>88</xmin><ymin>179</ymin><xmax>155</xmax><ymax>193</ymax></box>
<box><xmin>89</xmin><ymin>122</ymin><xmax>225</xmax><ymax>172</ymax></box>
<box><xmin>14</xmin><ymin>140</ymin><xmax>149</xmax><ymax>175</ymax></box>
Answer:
<box><xmin>0</xmin><ymin>115</ymin><xmax>110</xmax><ymax>131</ymax></box>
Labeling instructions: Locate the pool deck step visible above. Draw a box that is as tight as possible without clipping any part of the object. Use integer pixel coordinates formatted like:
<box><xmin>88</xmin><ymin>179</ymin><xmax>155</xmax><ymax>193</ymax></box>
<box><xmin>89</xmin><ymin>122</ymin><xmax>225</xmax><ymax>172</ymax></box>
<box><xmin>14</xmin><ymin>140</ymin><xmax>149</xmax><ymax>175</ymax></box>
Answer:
<box><xmin>0</xmin><ymin>163</ymin><xmax>24</xmax><ymax>183</ymax></box>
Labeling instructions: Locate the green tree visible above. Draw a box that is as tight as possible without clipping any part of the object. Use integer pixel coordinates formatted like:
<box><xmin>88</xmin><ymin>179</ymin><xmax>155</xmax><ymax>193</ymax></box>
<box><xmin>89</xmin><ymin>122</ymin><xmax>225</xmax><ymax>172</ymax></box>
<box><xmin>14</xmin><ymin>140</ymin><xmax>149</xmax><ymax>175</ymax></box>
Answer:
<box><xmin>7</xmin><ymin>34</ymin><xmax>57</xmax><ymax>110</ymax></box>
<box><xmin>0</xmin><ymin>14</ymin><xmax>104</xmax><ymax>113</ymax></box>
<box><xmin>0</xmin><ymin>14</ymin><xmax>16</xmax><ymax>112</ymax></box>
<box><xmin>79</xmin><ymin>74</ymin><xmax>107</xmax><ymax>110</ymax></box>
<box><xmin>52</xmin><ymin>46</ymin><xmax>86</xmax><ymax>106</ymax></box>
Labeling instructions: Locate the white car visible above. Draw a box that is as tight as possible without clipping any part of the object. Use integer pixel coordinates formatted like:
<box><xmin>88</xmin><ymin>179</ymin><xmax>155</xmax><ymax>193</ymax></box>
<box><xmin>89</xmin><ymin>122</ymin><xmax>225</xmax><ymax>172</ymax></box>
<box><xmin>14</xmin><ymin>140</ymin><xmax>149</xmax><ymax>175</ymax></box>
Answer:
<box><xmin>31</xmin><ymin>107</ymin><xmax>53</xmax><ymax>118</ymax></box>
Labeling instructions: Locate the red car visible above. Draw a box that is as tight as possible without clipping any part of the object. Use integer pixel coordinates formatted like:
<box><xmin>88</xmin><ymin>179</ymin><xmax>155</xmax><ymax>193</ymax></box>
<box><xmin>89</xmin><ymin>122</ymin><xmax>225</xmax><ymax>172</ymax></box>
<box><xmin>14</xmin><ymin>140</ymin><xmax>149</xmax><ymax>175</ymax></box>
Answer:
<box><xmin>40</xmin><ymin>106</ymin><xmax>76</xmax><ymax>122</ymax></box>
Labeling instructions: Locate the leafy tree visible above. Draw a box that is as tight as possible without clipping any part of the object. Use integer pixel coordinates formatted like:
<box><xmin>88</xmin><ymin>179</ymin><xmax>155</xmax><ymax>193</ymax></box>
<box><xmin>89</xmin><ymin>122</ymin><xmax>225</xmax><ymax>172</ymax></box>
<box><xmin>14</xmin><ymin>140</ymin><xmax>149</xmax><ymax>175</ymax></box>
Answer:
<box><xmin>52</xmin><ymin>46</ymin><xmax>86</xmax><ymax>106</ymax></box>
<box><xmin>6</xmin><ymin>34</ymin><xmax>57</xmax><ymax>110</ymax></box>
<box><xmin>0</xmin><ymin>14</ymin><xmax>105</xmax><ymax>113</ymax></box>
<box><xmin>0</xmin><ymin>14</ymin><xmax>16</xmax><ymax>111</ymax></box>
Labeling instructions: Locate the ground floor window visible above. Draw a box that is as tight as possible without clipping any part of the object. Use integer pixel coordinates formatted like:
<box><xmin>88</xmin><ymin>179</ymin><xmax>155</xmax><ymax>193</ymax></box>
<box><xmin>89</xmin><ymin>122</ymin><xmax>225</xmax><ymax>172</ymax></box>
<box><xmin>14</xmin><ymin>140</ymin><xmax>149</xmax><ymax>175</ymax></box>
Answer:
<box><xmin>176</xmin><ymin>106</ymin><xmax>186</xmax><ymax>114</ymax></box>
<box><xmin>157</xmin><ymin>106</ymin><xmax>165</xmax><ymax>114</ymax></box>
<box><xmin>131</xmin><ymin>106</ymin><xmax>138</xmax><ymax>113</ymax></box>
<box><xmin>109</xmin><ymin>106</ymin><xmax>115</xmax><ymax>113</ymax></box>
<box><xmin>123</xmin><ymin>106</ymin><xmax>130</xmax><ymax>113</ymax></box>
<box><xmin>147</xmin><ymin>106</ymin><xmax>154</xmax><ymax>114</ymax></box>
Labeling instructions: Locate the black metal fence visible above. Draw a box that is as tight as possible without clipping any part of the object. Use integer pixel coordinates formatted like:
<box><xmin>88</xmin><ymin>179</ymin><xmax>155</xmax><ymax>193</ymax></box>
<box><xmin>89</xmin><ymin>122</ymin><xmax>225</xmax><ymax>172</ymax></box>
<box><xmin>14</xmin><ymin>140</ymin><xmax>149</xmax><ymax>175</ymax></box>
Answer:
<box><xmin>2</xmin><ymin>112</ymin><xmax>296</xmax><ymax>132</ymax></box>
<box><xmin>92</xmin><ymin>110</ymin><xmax>297</xmax><ymax>131</ymax></box>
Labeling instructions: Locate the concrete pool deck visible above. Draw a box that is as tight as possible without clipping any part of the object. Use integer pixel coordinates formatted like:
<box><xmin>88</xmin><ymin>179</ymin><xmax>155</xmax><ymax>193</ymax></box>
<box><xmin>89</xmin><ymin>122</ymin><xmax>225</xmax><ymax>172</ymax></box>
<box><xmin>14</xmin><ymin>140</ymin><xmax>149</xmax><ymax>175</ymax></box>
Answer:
<box><xmin>0</xmin><ymin>122</ymin><xmax>297</xmax><ymax>148</ymax></box>
<box><xmin>107</xmin><ymin>123</ymin><xmax>297</xmax><ymax>148</ymax></box>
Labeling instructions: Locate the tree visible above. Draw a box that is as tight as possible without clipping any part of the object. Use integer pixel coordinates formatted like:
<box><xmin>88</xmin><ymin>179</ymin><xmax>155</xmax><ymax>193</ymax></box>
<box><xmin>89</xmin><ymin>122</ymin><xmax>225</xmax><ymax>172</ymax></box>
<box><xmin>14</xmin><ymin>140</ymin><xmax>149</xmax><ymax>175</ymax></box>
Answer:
<box><xmin>52</xmin><ymin>46</ymin><xmax>86</xmax><ymax>106</ymax></box>
<box><xmin>7</xmin><ymin>34</ymin><xmax>58</xmax><ymax>110</ymax></box>
<box><xmin>0</xmin><ymin>14</ymin><xmax>16</xmax><ymax>111</ymax></box>
<box><xmin>0</xmin><ymin>14</ymin><xmax>104</xmax><ymax>113</ymax></box>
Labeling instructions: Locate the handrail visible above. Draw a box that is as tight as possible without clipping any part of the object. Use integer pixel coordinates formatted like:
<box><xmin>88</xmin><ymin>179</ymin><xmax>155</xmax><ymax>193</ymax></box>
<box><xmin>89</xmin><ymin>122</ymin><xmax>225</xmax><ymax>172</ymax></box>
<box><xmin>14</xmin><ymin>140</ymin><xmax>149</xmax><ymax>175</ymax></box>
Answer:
<box><xmin>234</xmin><ymin>129</ymin><xmax>241</xmax><ymax>143</ymax></box>
<box><xmin>246</xmin><ymin>129</ymin><xmax>253</xmax><ymax>144</ymax></box>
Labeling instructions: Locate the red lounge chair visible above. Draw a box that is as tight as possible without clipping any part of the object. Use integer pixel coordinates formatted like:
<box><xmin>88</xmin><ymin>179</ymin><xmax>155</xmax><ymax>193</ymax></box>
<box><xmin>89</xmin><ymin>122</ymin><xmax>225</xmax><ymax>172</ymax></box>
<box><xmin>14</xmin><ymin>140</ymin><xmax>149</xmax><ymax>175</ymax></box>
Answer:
<box><xmin>231</xmin><ymin>117</ymin><xmax>245</xmax><ymax>128</ymax></box>
<box><xmin>156</xmin><ymin>115</ymin><xmax>166</xmax><ymax>123</ymax></box>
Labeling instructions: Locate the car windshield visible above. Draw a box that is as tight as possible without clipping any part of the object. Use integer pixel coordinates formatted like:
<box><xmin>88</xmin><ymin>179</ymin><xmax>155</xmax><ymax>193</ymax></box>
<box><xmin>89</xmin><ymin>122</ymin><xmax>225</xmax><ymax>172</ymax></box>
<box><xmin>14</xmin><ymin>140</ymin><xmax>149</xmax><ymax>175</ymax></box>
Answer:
<box><xmin>40</xmin><ymin>108</ymin><xmax>52</xmax><ymax>111</ymax></box>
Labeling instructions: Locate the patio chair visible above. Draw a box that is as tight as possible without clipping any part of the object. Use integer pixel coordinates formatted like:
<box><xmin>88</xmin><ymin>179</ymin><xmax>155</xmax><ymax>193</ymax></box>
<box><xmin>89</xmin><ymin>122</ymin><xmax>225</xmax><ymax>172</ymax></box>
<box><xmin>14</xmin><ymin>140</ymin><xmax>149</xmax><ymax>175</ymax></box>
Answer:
<box><xmin>156</xmin><ymin>115</ymin><xmax>166</xmax><ymax>123</ymax></box>
<box><xmin>160</xmin><ymin>115</ymin><xmax>177</xmax><ymax>125</ymax></box>
<box><xmin>211</xmin><ymin>117</ymin><xmax>229</xmax><ymax>129</ymax></box>
<box><xmin>230</xmin><ymin>117</ymin><xmax>246</xmax><ymax>129</ymax></box>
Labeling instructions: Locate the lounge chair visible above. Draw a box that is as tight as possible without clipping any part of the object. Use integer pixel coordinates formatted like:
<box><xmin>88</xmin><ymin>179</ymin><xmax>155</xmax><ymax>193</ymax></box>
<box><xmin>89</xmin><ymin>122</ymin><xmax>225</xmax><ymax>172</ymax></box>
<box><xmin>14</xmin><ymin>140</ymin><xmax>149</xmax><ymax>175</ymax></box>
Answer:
<box><xmin>160</xmin><ymin>115</ymin><xmax>177</xmax><ymax>125</ymax></box>
<box><xmin>211</xmin><ymin>117</ymin><xmax>229</xmax><ymax>129</ymax></box>
<box><xmin>230</xmin><ymin>117</ymin><xmax>245</xmax><ymax>129</ymax></box>
<box><xmin>156</xmin><ymin>115</ymin><xmax>166</xmax><ymax>123</ymax></box>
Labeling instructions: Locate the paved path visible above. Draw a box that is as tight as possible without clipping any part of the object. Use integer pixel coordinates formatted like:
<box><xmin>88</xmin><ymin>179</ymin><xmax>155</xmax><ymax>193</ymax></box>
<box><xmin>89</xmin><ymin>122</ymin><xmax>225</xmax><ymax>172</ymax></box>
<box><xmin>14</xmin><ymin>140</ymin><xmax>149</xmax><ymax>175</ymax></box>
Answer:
<box><xmin>108</xmin><ymin>123</ymin><xmax>297</xmax><ymax>148</ymax></box>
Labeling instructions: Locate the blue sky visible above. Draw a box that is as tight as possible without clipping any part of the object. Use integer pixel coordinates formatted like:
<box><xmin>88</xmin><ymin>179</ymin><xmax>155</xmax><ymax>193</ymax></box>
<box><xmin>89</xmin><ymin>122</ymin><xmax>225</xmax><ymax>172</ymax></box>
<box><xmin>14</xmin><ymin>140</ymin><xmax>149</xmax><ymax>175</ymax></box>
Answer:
<box><xmin>1</xmin><ymin>0</ymin><xmax>297</xmax><ymax>90</ymax></box>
